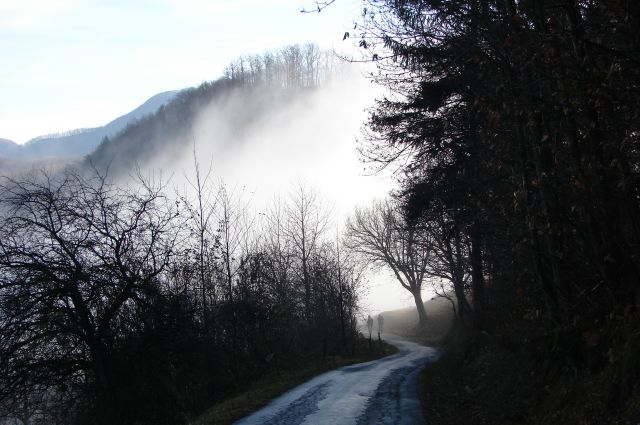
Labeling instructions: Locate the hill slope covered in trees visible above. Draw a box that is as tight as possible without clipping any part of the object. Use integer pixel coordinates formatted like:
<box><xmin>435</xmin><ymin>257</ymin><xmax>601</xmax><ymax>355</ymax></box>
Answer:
<box><xmin>0</xmin><ymin>91</ymin><xmax>178</xmax><ymax>161</ymax></box>
<box><xmin>86</xmin><ymin>44</ymin><xmax>349</xmax><ymax>177</ymax></box>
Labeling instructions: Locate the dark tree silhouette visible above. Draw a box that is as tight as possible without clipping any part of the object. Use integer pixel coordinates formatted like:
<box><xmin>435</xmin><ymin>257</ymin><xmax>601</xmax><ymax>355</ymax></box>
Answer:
<box><xmin>351</xmin><ymin>3</ymin><xmax>640</xmax><ymax>420</ymax></box>
<box><xmin>0</xmin><ymin>168</ymin><xmax>179</xmax><ymax>421</ymax></box>
<box><xmin>284</xmin><ymin>181</ymin><xmax>330</xmax><ymax>321</ymax></box>
<box><xmin>346</xmin><ymin>199</ymin><xmax>430</xmax><ymax>326</ymax></box>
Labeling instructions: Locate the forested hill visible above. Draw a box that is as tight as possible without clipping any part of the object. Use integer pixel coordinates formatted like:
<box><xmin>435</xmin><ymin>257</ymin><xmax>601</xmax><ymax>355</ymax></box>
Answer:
<box><xmin>23</xmin><ymin>90</ymin><xmax>178</xmax><ymax>159</ymax></box>
<box><xmin>0</xmin><ymin>91</ymin><xmax>177</xmax><ymax>162</ymax></box>
<box><xmin>0</xmin><ymin>139</ymin><xmax>19</xmax><ymax>157</ymax></box>
<box><xmin>86</xmin><ymin>44</ymin><xmax>345</xmax><ymax>176</ymax></box>
<box><xmin>86</xmin><ymin>80</ymin><xmax>298</xmax><ymax>174</ymax></box>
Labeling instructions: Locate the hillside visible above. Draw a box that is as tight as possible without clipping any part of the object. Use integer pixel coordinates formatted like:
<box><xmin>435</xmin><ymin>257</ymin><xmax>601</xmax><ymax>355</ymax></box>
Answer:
<box><xmin>1</xmin><ymin>91</ymin><xmax>178</xmax><ymax>161</ymax></box>
<box><xmin>90</xmin><ymin>81</ymin><xmax>329</xmax><ymax>174</ymax></box>
<box><xmin>0</xmin><ymin>138</ymin><xmax>19</xmax><ymax>157</ymax></box>
<box><xmin>380</xmin><ymin>297</ymin><xmax>455</xmax><ymax>345</ymax></box>
<box><xmin>87</xmin><ymin>79</ymin><xmax>252</xmax><ymax>174</ymax></box>
<box><xmin>84</xmin><ymin>46</ymin><xmax>362</xmax><ymax>203</ymax></box>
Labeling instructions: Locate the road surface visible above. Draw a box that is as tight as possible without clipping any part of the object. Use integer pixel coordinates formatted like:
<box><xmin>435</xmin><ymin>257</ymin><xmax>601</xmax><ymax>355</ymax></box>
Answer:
<box><xmin>235</xmin><ymin>335</ymin><xmax>441</xmax><ymax>425</ymax></box>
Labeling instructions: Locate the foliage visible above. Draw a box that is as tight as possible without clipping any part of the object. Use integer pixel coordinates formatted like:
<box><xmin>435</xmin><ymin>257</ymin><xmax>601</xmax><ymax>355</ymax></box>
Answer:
<box><xmin>0</xmin><ymin>167</ymin><xmax>362</xmax><ymax>425</ymax></box>
<box><xmin>355</xmin><ymin>0</ymin><xmax>640</xmax><ymax>422</ymax></box>
<box><xmin>190</xmin><ymin>338</ymin><xmax>396</xmax><ymax>425</ymax></box>
<box><xmin>345</xmin><ymin>198</ymin><xmax>431</xmax><ymax>325</ymax></box>
<box><xmin>86</xmin><ymin>44</ymin><xmax>345</xmax><ymax>176</ymax></box>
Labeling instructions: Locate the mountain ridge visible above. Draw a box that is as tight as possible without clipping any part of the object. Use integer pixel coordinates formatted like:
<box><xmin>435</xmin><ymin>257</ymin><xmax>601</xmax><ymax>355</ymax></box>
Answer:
<box><xmin>1</xmin><ymin>90</ymin><xmax>180</xmax><ymax>160</ymax></box>
<box><xmin>0</xmin><ymin>138</ymin><xmax>20</xmax><ymax>157</ymax></box>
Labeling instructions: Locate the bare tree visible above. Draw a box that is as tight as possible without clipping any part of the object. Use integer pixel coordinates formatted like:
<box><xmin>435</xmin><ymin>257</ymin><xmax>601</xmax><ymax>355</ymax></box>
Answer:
<box><xmin>345</xmin><ymin>199</ymin><xmax>430</xmax><ymax>326</ymax></box>
<box><xmin>179</xmin><ymin>147</ymin><xmax>219</xmax><ymax>319</ymax></box>
<box><xmin>334</xmin><ymin>228</ymin><xmax>348</xmax><ymax>350</ymax></box>
<box><xmin>284</xmin><ymin>181</ymin><xmax>330</xmax><ymax>321</ymax></box>
<box><xmin>422</xmin><ymin>210</ymin><xmax>474</xmax><ymax>321</ymax></box>
<box><xmin>262</xmin><ymin>196</ymin><xmax>296</xmax><ymax>306</ymax></box>
<box><xmin>300</xmin><ymin>0</ymin><xmax>337</xmax><ymax>13</ymax></box>
<box><xmin>216</xmin><ymin>183</ymin><xmax>253</xmax><ymax>303</ymax></box>
<box><xmin>222</xmin><ymin>44</ymin><xmax>337</xmax><ymax>89</ymax></box>
<box><xmin>0</xmin><ymin>168</ymin><xmax>178</xmax><ymax>412</ymax></box>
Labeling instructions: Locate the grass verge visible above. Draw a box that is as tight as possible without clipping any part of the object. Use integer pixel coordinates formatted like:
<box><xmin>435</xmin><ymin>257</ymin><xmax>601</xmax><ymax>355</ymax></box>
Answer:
<box><xmin>418</xmin><ymin>325</ymin><xmax>640</xmax><ymax>425</ymax></box>
<box><xmin>190</xmin><ymin>338</ymin><xmax>397</xmax><ymax>425</ymax></box>
<box><xmin>418</xmin><ymin>329</ymin><xmax>536</xmax><ymax>425</ymax></box>
<box><xmin>381</xmin><ymin>296</ymin><xmax>456</xmax><ymax>346</ymax></box>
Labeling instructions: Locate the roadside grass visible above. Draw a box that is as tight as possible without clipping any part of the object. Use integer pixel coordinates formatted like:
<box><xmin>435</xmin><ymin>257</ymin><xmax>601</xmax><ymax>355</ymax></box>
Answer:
<box><xmin>190</xmin><ymin>338</ymin><xmax>397</xmax><ymax>425</ymax></box>
<box><xmin>193</xmin><ymin>296</ymin><xmax>453</xmax><ymax>425</ymax></box>
<box><xmin>418</xmin><ymin>329</ymin><xmax>538</xmax><ymax>425</ymax></box>
<box><xmin>416</xmin><ymin>310</ymin><xmax>640</xmax><ymax>425</ymax></box>
<box><xmin>381</xmin><ymin>296</ymin><xmax>456</xmax><ymax>346</ymax></box>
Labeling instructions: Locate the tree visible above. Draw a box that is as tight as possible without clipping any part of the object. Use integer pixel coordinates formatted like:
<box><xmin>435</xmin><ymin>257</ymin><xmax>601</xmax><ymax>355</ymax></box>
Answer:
<box><xmin>345</xmin><ymin>199</ymin><xmax>430</xmax><ymax>326</ymax></box>
<box><xmin>355</xmin><ymin>0</ymin><xmax>640</xmax><ymax>378</ymax></box>
<box><xmin>0</xmin><ymin>168</ymin><xmax>178</xmax><ymax>419</ymax></box>
<box><xmin>405</xmin><ymin>176</ymin><xmax>479</xmax><ymax>323</ymax></box>
<box><xmin>223</xmin><ymin>44</ymin><xmax>335</xmax><ymax>89</ymax></box>
<box><xmin>356</xmin><ymin>0</ymin><xmax>491</xmax><ymax>322</ymax></box>
<box><xmin>216</xmin><ymin>182</ymin><xmax>252</xmax><ymax>303</ymax></box>
<box><xmin>179</xmin><ymin>148</ymin><xmax>219</xmax><ymax>321</ymax></box>
<box><xmin>284</xmin><ymin>181</ymin><xmax>330</xmax><ymax>321</ymax></box>
<box><xmin>262</xmin><ymin>196</ymin><xmax>296</xmax><ymax>309</ymax></box>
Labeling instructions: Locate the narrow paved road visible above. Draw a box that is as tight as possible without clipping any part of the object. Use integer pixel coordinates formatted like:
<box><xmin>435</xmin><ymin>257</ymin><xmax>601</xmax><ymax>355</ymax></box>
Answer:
<box><xmin>235</xmin><ymin>335</ymin><xmax>441</xmax><ymax>425</ymax></box>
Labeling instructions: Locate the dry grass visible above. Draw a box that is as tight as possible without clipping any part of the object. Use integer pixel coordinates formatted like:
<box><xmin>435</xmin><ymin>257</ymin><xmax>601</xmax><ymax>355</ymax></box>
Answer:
<box><xmin>416</xmin><ymin>308</ymin><xmax>640</xmax><ymax>425</ymax></box>
<box><xmin>192</xmin><ymin>299</ymin><xmax>454</xmax><ymax>425</ymax></box>
<box><xmin>190</xmin><ymin>339</ymin><xmax>397</xmax><ymax>425</ymax></box>
<box><xmin>380</xmin><ymin>296</ymin><xmax>456</xmax><ymax>346</ymax></box>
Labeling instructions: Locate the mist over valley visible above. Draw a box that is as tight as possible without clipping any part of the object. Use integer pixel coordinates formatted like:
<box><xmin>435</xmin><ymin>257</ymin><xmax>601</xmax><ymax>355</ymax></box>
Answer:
<box><xmin>3</xmin><ymin>1</ymin><xmax>635</xmax><ymax>424</ymax></box>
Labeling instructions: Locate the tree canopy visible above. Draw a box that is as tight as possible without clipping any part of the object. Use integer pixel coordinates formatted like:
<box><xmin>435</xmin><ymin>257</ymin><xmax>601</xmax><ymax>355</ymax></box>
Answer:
<box><xmin>353</xmin><ymin>1</ymin><xmax>640</xmax><ymax>419</ymax></box>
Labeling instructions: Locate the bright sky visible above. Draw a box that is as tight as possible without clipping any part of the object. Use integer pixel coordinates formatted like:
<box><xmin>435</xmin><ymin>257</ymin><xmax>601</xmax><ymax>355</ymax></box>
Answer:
<box><xmin>0</xmin><ymin>0</ymin><xmax>430</xmax><ymax>314</ymax></box>
<box><xmin>0</xmin><ymin>0</ymin><xmax>362</xmax><ymax>143</ymax></box>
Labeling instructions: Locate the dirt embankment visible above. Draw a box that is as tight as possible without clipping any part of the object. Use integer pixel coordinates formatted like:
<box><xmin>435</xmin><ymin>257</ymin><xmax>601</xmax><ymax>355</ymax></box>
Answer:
<box><xmin>379</xmin><ymin>296</ymin><xmax>456</xmax><ymax>346</ymax></box>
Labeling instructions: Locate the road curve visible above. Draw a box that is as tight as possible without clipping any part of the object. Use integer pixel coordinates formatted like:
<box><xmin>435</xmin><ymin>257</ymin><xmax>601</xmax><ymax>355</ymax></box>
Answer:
<box><xmin>234</xmin><ymin>335</ymin><xmax>441</xmax><ymax>425</ymax></box>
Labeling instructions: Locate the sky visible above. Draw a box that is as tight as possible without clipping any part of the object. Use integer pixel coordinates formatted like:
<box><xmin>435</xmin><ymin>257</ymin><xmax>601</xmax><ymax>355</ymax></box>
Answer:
<box><xmin>0</xmin><ymin>0</ymin><xmax>432</xmax><ymax>314</ymax></box>
<box><xmin>0</xmin><ymin>0</ymin><xmax>363</xmax><ymax>143</ymax></box>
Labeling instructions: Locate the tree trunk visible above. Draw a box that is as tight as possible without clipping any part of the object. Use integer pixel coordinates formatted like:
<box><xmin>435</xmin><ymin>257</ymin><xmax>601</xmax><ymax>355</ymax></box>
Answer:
<box><xmin>302</xmin><ymin>254</ymin><xmax>311</xmax><ymax>321</ymax></box>
<box><xmin>452</xmin><ymin>275</ymin><xmax>472</xmax><ymax>320</ymax></box>
<box><xmin>412</xmin><ymin>289</ymin><xmax>428</xmax><ymax>326</ymax></box>
<box><xmin>470</xmin><ymin>222</ymin><xmax>485</xmax><ymax>325</ymax></box>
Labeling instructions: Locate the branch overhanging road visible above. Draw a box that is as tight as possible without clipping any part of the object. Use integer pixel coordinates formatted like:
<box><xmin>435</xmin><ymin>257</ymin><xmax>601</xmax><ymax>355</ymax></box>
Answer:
<box><xmin>234</xmin><ymin>334</ymin><xmax>441</xmax><ymax>425</ymax></box>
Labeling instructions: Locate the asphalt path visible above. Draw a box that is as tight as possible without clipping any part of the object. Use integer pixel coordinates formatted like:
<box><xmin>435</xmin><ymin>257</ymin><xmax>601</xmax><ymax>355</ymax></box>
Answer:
<box><xmin>234</xmin><ymin>334</ymin><xmax>441</xmax><ymax>425</ymax></box>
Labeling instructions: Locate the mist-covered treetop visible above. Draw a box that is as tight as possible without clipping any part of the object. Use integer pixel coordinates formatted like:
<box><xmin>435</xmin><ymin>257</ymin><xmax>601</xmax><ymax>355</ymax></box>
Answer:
<box><xmin>222</xmin><ymin>43</ymin><xmax>349</xmax><ymax>88</ymax></box>
<box><xmin>86</xmin><ymin>43</ymin><xmax>355</xmax><ymax>175</ymax></box>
